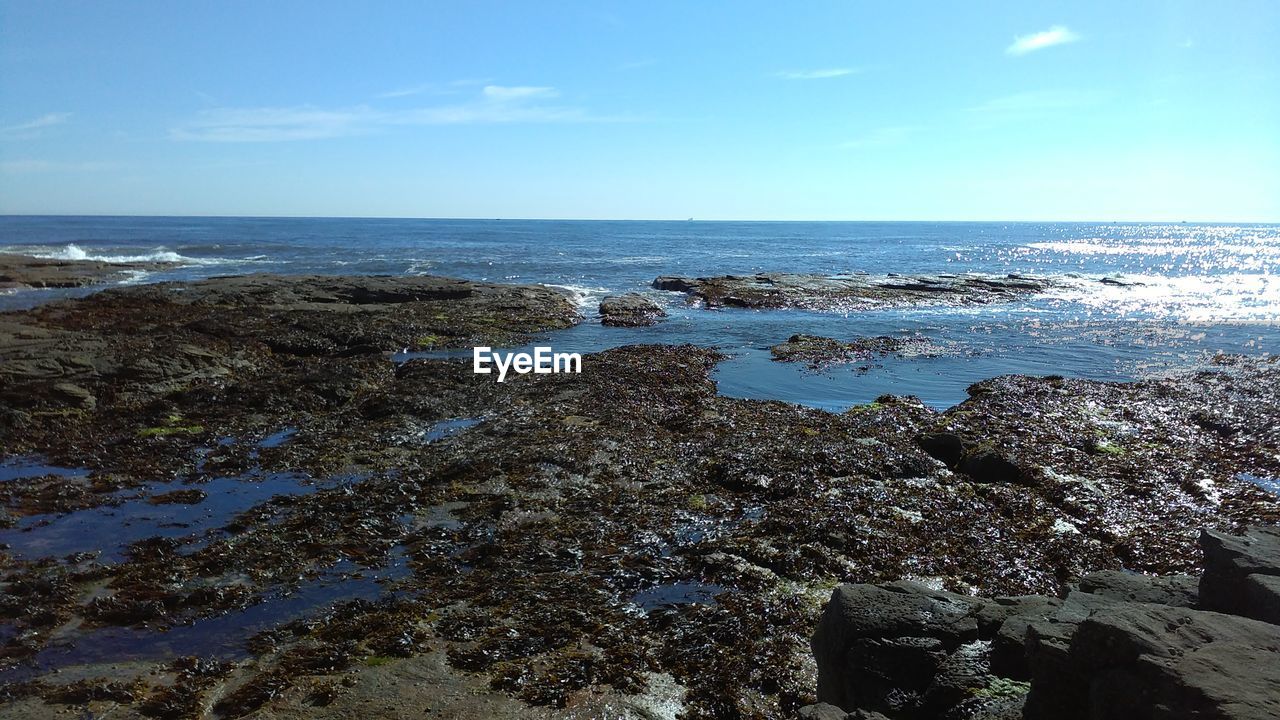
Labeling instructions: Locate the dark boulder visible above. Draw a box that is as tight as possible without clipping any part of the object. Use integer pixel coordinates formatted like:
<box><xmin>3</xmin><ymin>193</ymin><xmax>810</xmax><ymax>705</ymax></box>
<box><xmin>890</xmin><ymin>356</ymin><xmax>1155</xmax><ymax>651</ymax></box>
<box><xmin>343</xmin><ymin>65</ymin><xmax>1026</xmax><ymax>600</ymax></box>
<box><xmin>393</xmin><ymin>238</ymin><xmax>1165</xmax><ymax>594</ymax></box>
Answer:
<box><xmin>812</xmin><ymin>581</ymin><xmax>990</xmax><ymax>714</ymax></box>
<box><xmin>651</xmin><ymin>275</ymin><xmax>699</xmax><ymax>293</ymax></box>
<box><xmin>922</xmin><ymin>640</ymin><xmax>993</xmax><ymax>713</ymax></box>
<box><xmin>1240</xmin><ymin>574</ymin><xmax>1280</xmax><ymax>625</ymax></box>
<box><xmin>1025</xmin><ymin>602</ymin><xmax>1280</xmax><ymax>720</ymax></box>
<box><xmin>981</xmin><ymin>595</ymin><xmax>1064</xmax><ymax>679</ymax></box>
<box><xmin>598</xmin><ymin>293</ymin><xmax>666</xmax><ymax>327</ymax></box>
<box><xmin>1077</xmin><ymin>569</ymin><xmax>1199</xmax><ymax>607</ymax></box>
<box><xmin>1200</xmin><ymin>526</ymin><xmax>1280</xmax><ymax>623</ymax></box>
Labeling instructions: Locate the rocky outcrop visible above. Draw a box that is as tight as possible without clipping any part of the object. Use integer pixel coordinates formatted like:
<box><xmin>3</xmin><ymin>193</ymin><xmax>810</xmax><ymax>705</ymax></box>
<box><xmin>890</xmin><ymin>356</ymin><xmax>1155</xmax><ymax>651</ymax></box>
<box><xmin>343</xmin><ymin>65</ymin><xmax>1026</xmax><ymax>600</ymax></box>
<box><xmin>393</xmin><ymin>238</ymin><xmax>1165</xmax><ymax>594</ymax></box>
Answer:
<box><xmin>1025</xmin><ymin>599</ymin><xmax>1280</xmax><ymax>720</ymax></box>
<box><xmin>598</xmin><ymin>293</ymin><xmax>666</xmax><ymax>327</ymax></box>
<box><xmin>1077</xmin><ymin>569</ymin><xmax>1199</xmax><ymax>606</ymax></box>
<box><xmin>811</xmin><ymin>581</ymin><xmax>1057</xmax><ymax>719</ymax></box>
<box><xmin>806</xmin><ymin>526</ymin><xmax>1280</xmax><ymax>720</ymax></box>
<box><xmin>1199</xmin><ymin>526</ymin><xmax>1280</xmax><ymax>624</ymax></box>
<box><xmin>811</xmin><ymin>581</ymin><xmax>987</xmax><ymax>717</ymax></box>
<box><xmin>653</xmin><ymin>272</ymin><xmax>1062</xmax><ymax>311</ymax></box>
<box><xmin>0</xmin><ymin>273</ymin><xmax>581</xmax><ymax>410</ymax></box>
<box><xmin>0</xmin><ymin>253</ymin><xmax>174</xmax><ymax>290</ymax></box>
<box><xmin>769</xmin><ymin>334</ymin><xmax>943</xmax><ymax>367</ymax></box>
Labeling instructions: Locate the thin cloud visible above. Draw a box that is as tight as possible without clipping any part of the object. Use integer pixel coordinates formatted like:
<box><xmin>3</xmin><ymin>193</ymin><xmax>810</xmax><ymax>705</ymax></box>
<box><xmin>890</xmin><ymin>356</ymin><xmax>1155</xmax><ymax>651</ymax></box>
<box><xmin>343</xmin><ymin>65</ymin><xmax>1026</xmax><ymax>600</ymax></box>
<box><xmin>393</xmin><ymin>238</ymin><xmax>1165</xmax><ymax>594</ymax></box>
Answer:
<box><xmin>481</xmin><ymin>85</ymin><xmax>558</xmax><ymax>101</ymax></box>
<box><xmin>172</xmin><ymin>106</ymin><xmax>376</xmax><ymax>142</ymax></box>
<box><xmin>378</xmin><ymin>78</ymin><xmax>491</xmax><ymax>99</ymax></box>
<box><xmin>774</xmin><ymin>68</ymin><xmax>859</xmax><ymax>80</ymax></box>
<box><xmin>966</xmin><ymin>89</ymin><xmax>1104</xmax><ymax>124</ymax></box>
<box><xmin>1</xmin><ymin>112</ymin><xmax>72</xmax><ymax>138</ymax></box>
<box><xmin>378</xmin><ymin>84</ymin><xmax>435</xmax><ymax>99</ymax></box>
<box><xmin>173</xmin><ymin>85</ymin><xmax>615</xmax><ymax>142</ymax></box>
<box><xmin>839</xmin><ymin>126</ymin><xmax>915</xmax><ymax>150</ymax></box>
<box><xmin>1006</xmin><ymin>26</ymin><xmax>1080</xmax><ymax>56</ymax></box>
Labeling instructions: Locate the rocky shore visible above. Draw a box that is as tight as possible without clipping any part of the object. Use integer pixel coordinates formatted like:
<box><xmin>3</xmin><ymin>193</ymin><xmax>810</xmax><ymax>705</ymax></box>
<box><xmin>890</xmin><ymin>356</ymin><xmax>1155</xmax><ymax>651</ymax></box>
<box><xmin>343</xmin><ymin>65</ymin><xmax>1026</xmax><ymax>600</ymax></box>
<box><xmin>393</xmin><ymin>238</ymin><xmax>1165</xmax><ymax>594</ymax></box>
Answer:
<box><xmin>0</xmin><ymin>253</ymin><xmax>175</xmax><ymax>291</ymax></box>
<box><xmin>1</xmin><ymin>272</ymin><xmax>1277</xmax><ymax>719</ymax></box>
<box><xmin>652</xmin><ymin>273</ymin><xmax>1063</xmax><ymax>311</ymax></box>
<box><xmin>804</xmin><ymin>525</ymin><xmax>1280</xmax><ymax>719</ymax></box>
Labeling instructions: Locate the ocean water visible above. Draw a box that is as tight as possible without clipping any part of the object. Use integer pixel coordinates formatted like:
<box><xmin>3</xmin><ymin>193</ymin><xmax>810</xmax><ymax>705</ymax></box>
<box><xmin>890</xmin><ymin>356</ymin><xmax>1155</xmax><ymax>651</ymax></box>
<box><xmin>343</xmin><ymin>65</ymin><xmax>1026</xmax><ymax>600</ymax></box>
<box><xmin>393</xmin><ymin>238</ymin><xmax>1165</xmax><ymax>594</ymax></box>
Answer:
<box><xmin>2</xmin><ymin>216</ymin><xmax>1278</xmax><ymax>408</ymax></box>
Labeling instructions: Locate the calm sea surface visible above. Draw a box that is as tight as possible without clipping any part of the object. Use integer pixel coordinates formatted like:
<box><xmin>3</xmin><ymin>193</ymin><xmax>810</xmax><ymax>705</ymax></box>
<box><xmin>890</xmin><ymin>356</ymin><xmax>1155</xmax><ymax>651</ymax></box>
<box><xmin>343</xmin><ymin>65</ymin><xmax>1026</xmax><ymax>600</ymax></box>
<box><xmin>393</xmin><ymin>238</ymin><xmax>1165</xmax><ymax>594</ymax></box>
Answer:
<box><xmin>3</xmin><ymin>216</ymin><xmax>1278</xmax><ymax>408</ymax></box>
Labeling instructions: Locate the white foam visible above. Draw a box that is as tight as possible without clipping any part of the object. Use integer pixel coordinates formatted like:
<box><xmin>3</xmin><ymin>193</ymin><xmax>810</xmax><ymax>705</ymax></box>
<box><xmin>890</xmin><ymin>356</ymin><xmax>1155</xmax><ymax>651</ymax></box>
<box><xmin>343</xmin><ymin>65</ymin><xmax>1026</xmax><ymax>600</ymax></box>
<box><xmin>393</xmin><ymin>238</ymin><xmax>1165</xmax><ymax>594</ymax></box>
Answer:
<box><xmin>613</xmin><ymin>255</ymin><xmax>667</xmax><ymax>264</ymax></box>
<box><xmin>19</xmin><ymin>243</ymin><xmax>238</xmax><ymax>266</ymax></box>
<box><xmin>1042</xmin><ymin>272</ymin><xmax>1279</xmax><ymax>323</ymax></box>
<box><xmin>544</xmin><ymin>283</ymin><xmax>613</xmax><ymax>308</ymax></box>
<box><xmin>1027</xmin><ymin>240</ymin><xmax>1280</xmax><ymax>258</ymax></box>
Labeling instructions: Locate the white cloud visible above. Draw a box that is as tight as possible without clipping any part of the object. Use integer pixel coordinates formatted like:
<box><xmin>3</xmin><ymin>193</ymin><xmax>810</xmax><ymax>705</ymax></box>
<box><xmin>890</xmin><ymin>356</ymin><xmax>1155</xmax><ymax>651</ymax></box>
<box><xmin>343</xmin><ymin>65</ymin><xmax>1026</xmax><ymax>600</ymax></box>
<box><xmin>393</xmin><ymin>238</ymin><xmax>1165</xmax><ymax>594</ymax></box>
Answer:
<box><xmin>965</xmin><ymin>90</ymin><xmax>1104</xmax><ymax>126</ymax></box>
<box><xmin>1</xmin><ymin>112</ymin><xmax>72</xmax><ymax>138</ymax></box>
<box><xmin>774</xmin><ymin>68</ymin><xmax>859</xmax><ymax>80</ymax></box>
<box><xmin>172</xmin><ymin>85</ymin><xmax>615</xmax><ymax>142</ymax></box>
<box><xmin>1006</xmin><ymin>26</ymin><xmax>1080</xmax><ymax>56</ymax></box>
<box><xmin>481</xmin><ymin>85</ymin><xmax>559</xmax><ymax>102</ymax></box>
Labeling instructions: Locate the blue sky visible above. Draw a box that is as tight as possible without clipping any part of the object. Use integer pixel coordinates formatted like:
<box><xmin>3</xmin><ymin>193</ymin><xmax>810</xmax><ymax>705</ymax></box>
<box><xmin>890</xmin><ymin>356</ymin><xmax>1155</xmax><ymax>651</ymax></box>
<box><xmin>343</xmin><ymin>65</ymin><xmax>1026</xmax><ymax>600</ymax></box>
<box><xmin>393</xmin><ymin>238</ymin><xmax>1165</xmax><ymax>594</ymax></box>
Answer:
<box><xmin>1</xmin><ymin>1</ymin><xmax>1277</xmax><ymax>220</ymax></box>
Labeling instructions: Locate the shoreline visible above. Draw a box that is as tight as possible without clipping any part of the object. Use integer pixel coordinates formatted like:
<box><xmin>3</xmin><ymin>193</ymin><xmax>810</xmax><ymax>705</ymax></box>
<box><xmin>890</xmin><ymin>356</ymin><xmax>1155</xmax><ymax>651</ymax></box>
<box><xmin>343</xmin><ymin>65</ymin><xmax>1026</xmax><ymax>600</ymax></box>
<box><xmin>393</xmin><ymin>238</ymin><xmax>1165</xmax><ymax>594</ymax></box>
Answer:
<box><xmin>1</xmin><ymin>271</ymin><xmax>1278</xmax><ymax>718</ymax></box>
<box><xmin>0</xmin><ymin>253</ymin><xmax>178</xmax><ymax>292</ymax></box>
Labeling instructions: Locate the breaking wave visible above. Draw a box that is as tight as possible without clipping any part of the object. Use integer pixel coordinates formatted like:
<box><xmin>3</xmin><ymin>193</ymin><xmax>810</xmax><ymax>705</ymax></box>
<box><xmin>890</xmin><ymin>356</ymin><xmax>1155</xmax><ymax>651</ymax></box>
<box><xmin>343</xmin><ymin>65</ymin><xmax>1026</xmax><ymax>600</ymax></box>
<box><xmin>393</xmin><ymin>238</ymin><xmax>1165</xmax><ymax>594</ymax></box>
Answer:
<box><xmin>19</xmin><ymin>243</ymin><xmax>237</xmax><ymax>266</ymax></box>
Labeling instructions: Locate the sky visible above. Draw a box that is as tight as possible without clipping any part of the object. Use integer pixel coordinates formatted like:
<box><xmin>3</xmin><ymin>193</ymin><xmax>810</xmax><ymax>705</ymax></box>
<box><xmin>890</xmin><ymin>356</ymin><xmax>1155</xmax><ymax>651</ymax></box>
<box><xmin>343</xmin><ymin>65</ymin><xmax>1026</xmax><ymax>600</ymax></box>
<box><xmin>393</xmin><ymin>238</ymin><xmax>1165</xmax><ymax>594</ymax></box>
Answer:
<box><xmin>1</xmin><ymin>1</ymin><xmax>1278</xmax><ymax>221</ymax></box>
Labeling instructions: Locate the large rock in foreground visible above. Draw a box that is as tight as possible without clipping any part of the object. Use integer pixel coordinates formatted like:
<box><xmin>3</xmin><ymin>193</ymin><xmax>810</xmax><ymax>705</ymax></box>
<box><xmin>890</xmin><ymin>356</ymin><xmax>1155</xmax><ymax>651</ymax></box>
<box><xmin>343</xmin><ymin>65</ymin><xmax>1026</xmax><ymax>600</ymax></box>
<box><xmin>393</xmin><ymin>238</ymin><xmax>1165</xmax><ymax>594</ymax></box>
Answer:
<box><xmin>1200</xmin><ymin>526</ymin><xmax>1280</xmax><ymax>624</ymax></box>
<box><xmin>1026</xmin><ymin>601</ymin><xmax>1280</xmax><ymax>720</ymax></box>
<box><xmin>808</xmin><ymin>526</ymin><xmax>1280</xmax><ymax>720</ymax></box>
<box><xmin>653</xmin><ymin>272</ymin><xmax>1062</xmax><ymax>311</ymax></box>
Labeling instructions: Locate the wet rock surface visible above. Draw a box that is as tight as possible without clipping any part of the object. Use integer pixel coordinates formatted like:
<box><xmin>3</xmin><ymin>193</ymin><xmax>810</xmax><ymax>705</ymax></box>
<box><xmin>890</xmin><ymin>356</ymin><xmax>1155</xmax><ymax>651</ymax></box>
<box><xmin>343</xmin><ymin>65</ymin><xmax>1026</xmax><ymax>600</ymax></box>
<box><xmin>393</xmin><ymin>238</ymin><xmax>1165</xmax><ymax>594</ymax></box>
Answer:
<box><xmin>807</xmin><ymin>526</ymin><xmax>1280</xmax><ymax>720</ymax></box>
<box><xmin>0</xmin><ymin>254</ymin><xmax>174</xmax><ymax>290</ymax></box>
<box><xmin>653</xmin><ymin>272</ymin><xmax>1066</xmax><ymax>311</ymax></box>
<box><xmin>770</xmin><ymin>334</ymin><xmax>945</xmax><ymax>368</ymax></box>
<box><xmin>599</xmin><ymin>293</ymin><xmax>666</xmax><ymax>327</ymax></box>
<box><xmin>0</xmin><ymin>272</ymin><xmax>1278</xmax><ymax>719</ymax></box>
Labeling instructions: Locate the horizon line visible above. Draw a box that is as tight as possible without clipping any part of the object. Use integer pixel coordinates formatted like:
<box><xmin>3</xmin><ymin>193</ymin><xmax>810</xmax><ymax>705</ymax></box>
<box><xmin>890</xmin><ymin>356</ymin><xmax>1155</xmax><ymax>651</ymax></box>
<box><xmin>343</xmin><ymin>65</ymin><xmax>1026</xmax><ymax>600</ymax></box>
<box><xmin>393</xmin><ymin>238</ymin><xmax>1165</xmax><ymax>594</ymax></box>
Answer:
<box><xmin>2</xmin><ymin>213</ymin><xmax>1277</xmax><ymax>225</ymax></box>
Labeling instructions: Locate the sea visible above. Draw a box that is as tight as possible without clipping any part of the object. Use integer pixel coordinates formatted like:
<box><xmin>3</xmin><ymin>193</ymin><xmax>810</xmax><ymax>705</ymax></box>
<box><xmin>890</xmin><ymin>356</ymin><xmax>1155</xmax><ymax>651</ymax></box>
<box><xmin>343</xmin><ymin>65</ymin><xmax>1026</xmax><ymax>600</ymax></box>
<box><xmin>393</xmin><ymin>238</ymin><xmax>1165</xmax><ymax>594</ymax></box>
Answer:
<box><xmin>3</xmin><ymin>216</ymin><xmax>1278</xmax><ymax>409</ymax></box>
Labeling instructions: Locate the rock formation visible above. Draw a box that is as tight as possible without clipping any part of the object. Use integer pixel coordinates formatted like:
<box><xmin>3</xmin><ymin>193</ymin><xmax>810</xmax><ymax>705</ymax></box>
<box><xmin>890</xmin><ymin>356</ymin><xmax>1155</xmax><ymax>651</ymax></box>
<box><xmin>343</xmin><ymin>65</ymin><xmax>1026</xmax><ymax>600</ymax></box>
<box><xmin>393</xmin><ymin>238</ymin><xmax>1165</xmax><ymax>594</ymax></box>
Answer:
<box><xmin>806</xmin><ymin>526</ymin><xmax>1280</xmax><ymax>719</ymax></box>
<box><xmin>598</xmin><ymin>293</ymin><xmax>666</xmax><ymax>326</ymax></box>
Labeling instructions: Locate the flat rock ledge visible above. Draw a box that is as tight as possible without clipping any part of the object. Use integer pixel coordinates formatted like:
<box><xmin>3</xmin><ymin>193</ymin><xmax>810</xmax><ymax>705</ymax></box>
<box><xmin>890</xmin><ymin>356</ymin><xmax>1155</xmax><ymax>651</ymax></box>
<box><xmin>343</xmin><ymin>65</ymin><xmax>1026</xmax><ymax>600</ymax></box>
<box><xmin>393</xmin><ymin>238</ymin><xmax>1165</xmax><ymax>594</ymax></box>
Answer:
<box><xmin>1</xmin><ymin>273</ymin><xmax>581</xmax><ymax>412</ymax></box>
<box><xmin>805</xmin><ymin>525</ymin><xmax>1280</xmax><ymax>720</ymax></box>
<box><xmin>770</xmin><ymin>334</ymin><xmax>944</xmax><ymax>367</ymax></box>
<box><xmin>0</xmin><ymin>253</ymin><xmax>175</xmax><ymax>290</ymax></box>
<box><xmin>652</xmin><ymin>272</ymin><xmax>1064</xmax><ymax>311</ymax></box>
<box><xmin>598</xmin><ymin>292</ymin><xmax>666</xmax><ymax>327</ymax></box>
